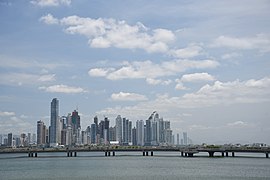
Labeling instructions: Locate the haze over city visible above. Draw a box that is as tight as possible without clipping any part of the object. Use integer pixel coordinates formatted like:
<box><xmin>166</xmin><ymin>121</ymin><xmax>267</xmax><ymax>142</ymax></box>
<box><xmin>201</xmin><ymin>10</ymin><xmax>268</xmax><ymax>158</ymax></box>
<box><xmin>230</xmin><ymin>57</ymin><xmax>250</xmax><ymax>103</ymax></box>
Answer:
<box><xmin>0</xmin><ymin>0</ymin><xmax>270</xmax><ymax>145</ymax></box>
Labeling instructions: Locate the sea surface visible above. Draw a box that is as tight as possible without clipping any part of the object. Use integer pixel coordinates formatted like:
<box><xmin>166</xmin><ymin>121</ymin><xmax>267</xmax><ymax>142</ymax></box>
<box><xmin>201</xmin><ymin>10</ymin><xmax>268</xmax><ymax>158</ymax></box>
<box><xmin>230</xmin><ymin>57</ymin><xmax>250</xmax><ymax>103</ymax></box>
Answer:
<box><xmin>0</xmin><ymin>152</ymin><xmax>269</xmax><ymax>180</ymax></box>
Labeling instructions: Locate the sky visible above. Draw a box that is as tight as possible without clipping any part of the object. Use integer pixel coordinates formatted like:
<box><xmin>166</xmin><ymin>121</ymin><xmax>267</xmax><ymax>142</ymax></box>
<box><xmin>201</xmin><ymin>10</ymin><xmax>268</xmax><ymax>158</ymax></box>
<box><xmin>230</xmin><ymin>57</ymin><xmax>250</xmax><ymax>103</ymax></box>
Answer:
<box><xmin>0</xmin><ymin>0</ymin><xmax>270</xmax><ymax>144</ymax></box>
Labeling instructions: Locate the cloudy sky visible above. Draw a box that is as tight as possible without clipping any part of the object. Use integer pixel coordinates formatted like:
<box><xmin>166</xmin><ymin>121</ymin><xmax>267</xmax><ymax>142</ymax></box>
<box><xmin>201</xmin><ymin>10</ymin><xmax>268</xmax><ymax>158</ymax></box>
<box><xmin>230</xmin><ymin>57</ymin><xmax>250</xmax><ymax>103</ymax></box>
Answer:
<box><xmin>0</xmin><ymin>0</ymin><xmax>270</xmax><ymax>144</ymax></box>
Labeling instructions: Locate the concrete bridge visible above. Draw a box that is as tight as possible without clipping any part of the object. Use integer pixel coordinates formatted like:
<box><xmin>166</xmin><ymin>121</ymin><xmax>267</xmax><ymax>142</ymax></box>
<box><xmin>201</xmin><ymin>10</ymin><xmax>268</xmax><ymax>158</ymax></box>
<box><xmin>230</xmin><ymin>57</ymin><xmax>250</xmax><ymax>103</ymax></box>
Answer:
<box><xmin>0</xmin><ymin>146</ymin><xmax>269</xmax><ymax>158</ymax></box>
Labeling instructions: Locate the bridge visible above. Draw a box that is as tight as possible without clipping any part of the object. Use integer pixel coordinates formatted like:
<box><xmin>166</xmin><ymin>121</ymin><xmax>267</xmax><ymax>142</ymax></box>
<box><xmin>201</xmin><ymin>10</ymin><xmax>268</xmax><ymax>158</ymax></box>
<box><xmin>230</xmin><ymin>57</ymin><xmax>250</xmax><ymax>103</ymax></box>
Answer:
<box><xmin>0</xmin><ymin>146</ymin><xmax>269</xmax><ymax>158</ymax></box>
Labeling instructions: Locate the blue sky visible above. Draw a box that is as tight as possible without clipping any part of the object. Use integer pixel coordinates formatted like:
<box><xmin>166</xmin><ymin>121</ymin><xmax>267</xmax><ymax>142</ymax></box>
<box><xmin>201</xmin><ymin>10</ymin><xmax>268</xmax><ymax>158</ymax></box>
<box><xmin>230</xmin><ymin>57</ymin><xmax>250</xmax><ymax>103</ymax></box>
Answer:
<box><xmin>0</xmin><ymin>0</ymin><xmax>270</xmax><ymax>144</ymax></box>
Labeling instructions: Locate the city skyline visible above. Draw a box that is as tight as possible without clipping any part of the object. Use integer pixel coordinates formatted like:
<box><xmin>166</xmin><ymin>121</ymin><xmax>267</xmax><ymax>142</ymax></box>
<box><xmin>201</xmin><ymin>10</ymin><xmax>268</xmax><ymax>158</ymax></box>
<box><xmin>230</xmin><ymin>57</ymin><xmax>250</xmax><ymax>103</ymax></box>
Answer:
<box><xmin>0</xmin><ymin>0</ymin><xmax>270</xmax><ymax>144</ymax></box>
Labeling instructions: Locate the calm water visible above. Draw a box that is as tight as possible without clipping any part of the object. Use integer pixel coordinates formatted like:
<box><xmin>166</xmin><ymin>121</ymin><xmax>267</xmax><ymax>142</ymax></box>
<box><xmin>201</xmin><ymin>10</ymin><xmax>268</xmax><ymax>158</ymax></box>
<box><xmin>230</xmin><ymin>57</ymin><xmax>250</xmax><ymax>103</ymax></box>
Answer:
<box><xmin>0</xmin><ymin>152</ymin><xmax>269</xmax><ymax>180</ymax></box>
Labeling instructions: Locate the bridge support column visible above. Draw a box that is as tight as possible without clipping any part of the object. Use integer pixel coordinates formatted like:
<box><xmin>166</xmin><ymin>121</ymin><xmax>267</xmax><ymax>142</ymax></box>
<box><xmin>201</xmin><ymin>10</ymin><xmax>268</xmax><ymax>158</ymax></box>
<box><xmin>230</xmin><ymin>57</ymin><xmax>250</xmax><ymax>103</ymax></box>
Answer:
<box><xmin>208</xmin><ymin>152</ymin><xmax>214</xmax><ymax>157</ymax></box>
<box><xmin>74</xmin><ymin>152</ymin><xmax>77</xmax><ymax>157</ymax></box>
<box><xmin>113</xmin><ymin>151</ymin><xmax>115</xmax><ymax>156</ymax></box>
<box><xmin>105</xmin><ymin>151</ymin><xmax>107</xmax><ymax>156</ymax></box>
<box><xmin>35</xmin><ymin>153</ymin><xmax>37</xmax><ymax>157</ymax></box>
<box><xmin>31</xmin><ymin>152</ymin><xmax>34</xmax><ymax>157</ymax></box>
<box><xmin>108</xmin><ymin>152</ymin><xmax>111</xmax><ymax>156</ymax></box>
<box><xmin>151</xmin><ymin>151</ymin><xmax>153</xmax><ymax>156</ymax></box>
<box><xmin>185</xmin><ymin>153</ymin><xmax>188</xmax><ymax>157</ymax></box>
<box><xmin>143</xmin><ymin>151</ymin><xmax>145</xmax><ymax>156</ymax></box>
<box><xmin>266</xmin><ymin>153</ymin><xmax>269</xmax><ymax>158</ymax></box>
<box><xmin>226</xmin><ymin>152</ymin><xmax>229</xmax><ymax>157</ymax></box>
<box><xmin>221</xmin><ymin>152</ymin><xmax>224</xmax><ymax>157</ymax></box>
<box><xmin>146</xmin><ymin>151</ymin><xmax>149</xmax><ymax>156</ymax></box>
<box><xmin>181</xmin><ymin>152</ymin><xmax>184</xmax><ymax>157</ymax></box>
<box><xmin>67</xmin><ymin>152</ymin><xmax>70</xmax><ymax>157</ymax></box>
<box><xmin>232</xmin><ymin>152</ymin><xmax>235</xmax><ymax>157</ymax></box>
<box><xmin>188</xmin><ymin>153</ymin><xmax>193</xmax><ymax>157</ymax></box>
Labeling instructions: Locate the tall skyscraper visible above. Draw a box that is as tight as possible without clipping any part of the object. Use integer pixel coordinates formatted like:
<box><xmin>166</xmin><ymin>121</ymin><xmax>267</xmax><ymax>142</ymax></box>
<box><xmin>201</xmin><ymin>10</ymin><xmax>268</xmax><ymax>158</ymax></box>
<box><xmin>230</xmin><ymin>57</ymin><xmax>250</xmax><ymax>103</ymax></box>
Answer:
<box><xmin>7</xmin><ymin>133</ymin><xmax>12</xmax><ymax>147</ymax></box>
<box><xmin>132</xmin><ymin>127</ymin><xmax>137</xmax><ymax>145</ymax></box>
<box><xmin>50</xmin><ymin>98</ymin><xmax>59</xmax><ymax>147</ymax></box>
<box><xmin>136</xmin><ymin>120</ymin><xmax>144</xmax><ymax>146</ymax></box>
<box><xmin>183</xmin><ymin>132</ymin><xmax>188</xmax><ymax>146</ymax></box>
<box><xmin>115</xmin><ymin>115</ymin><xmax>122</xmax><ymax>143</ymax></box>
<box><xmin>90</xmin><ymin>123</ymin><xmax>96</xmax><ymax>144</ymax></box>
<box><xmin>37</xmin><ymin>120</ymin><xmax>46</xmax><ymax>145</ymax></box>
<box><xmin>177</xmin><ymin>133</ymin><xmax>180</xmax><ymax>145</ymax></box>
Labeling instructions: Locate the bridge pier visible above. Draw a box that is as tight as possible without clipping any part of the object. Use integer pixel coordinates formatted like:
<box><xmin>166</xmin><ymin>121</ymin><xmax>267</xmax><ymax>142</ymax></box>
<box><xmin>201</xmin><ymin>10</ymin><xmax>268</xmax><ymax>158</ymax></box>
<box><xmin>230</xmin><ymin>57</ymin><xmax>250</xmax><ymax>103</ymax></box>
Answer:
<box><xmin>113</xmin><ymin>151</ymin><xmax>115</xmax><ymax>156</ymax></box>
<box><xmin>74</xmin><ymin>152</ymin><xmax>77</xmax><ymax>157</ymax></box>
<box><xmin>221</xmin><ymin>152</ymin><xmax>224</xmax><ymax>157</ymax></box>
<box><xmin>226</xmin><ymin>152</ymin><xmax>229</xmax><ymax>157</ymax></box>
<box><xmin>105</xmin><ymin>151</ymin><xmax>107</xmax><ymax>156</ymax></box>
<box><xmin>151</xmin><ymin>151</ymin><xmax>154</xmax><ymax>156</ymax></box>
<box><xmin>266</xmin><ymin>153</ymin><xmax>269</xmax><ymax>158</ymax></box>
<box><xmin>185</xmin><ymin>153</ymin><xmax>188</xmax><ymax>157</ymax></box>
<box><xmin>108</xmin><ymin>151</ymin><xmax>111</xmax><ymax>156</ymax></box>
<box><xmin>208</xmin><ymin>152</ymin><xmax>214</xmax><ymax>157</ymax></box>
<box><xmin>232</xmin><ymin>152</ymin><xmax>235</xmax><ymax>157</ymax></box>
<box><xmin>146</xmin><ymin>151</ymin><xmax>149</xmax><ymax>156</ymax></box>
<box><xmin>181</xmin><ymin>152</ymin><xmax>184</xmax><ymax>157</ymax></box>
<box><xmin>35</xmin><ymin>153</ymin><xmax>37</xmax><ymax>157</ymax></box>
<box><xmin>143</xmin><ymin>151</ymin><xmax>145</xmax><ymax>156</ymax></box>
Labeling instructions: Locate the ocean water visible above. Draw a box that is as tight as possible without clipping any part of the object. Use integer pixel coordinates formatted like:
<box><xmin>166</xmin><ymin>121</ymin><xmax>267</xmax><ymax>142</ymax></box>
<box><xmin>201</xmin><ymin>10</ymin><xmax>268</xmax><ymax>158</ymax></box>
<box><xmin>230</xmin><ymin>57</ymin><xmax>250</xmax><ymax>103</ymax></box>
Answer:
<box><xmin>0</xmin><ymin>152</ymin><xmax>269</xmax><ymax>180</ymax></box>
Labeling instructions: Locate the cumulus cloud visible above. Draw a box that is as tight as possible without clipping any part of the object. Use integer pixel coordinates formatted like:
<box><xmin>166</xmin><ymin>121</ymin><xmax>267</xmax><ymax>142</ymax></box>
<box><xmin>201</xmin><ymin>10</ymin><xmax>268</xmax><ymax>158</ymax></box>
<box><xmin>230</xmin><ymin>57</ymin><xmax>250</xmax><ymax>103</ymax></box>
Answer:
<box><xmin>39</xmin><ymin>84</ymin><xmax>86</xmax><ymax>93</ymax></box>
<box><xmin>146</xmin><ymin>78</ymin><xmax>172</xmax><ymax>86</ymax></box>
<box><xmin>180</xmin><ymin>72</ymin><xmax>215</xmax><ymax>82</ymax></box>
<box><xmin>40</xmin><ymin>14</ymin><xmax>175</xmax><ymax>53</ymax></box>
<box><xmin>0</xmin><ymin>111</ymin><xmax>15</xmax><ymax>116</ymax></box>
<box><xmin>211</xmin><ymin>34</ymin><xmax>270</xmax><ymax>52</ymax></box>
<box><xmin>39</xmin><ymin>13</ymin><xmax>59</xmax><ymax>24</ymax></box>
<box><xmin>88</xmin><ymin>68</ymin><xmax>114</xmax><ymax>77</ymax></box>
<box><xmin>169</xmin><ymin>44</ymin><xmax>203</xmax><ymax>58</ymax></box>
<box><xmin>97</xmin><ymin>77</ymin><xmax>270</xmax><ymax>120</ymax></box>
<box><xmin>31</xmin><ymin>0</ymin><xmax>71</xmax><ymax>7</ymax></box>
<box><xmin>111</xmin><ymin>92</ymin><xmax>148</xmax><ymax>101</ymax></box>
<box><xmin>88</xmin><ymin>59</ymin><xmax>219</xmax><ymax>81</ymax></box>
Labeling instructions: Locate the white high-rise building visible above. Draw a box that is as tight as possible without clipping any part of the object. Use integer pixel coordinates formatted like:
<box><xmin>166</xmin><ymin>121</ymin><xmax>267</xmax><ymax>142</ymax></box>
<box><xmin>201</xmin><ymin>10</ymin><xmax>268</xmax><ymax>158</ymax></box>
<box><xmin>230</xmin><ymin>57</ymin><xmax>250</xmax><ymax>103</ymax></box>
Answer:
<box><xmin>115</xmin><ymin>115</ymin><xmax>122</xmax><ymax>143</ymax></box>
<box><xmin>136</xmin><ymin>120</ymin><xmax>144</xmax><ymax>146</ymax></box>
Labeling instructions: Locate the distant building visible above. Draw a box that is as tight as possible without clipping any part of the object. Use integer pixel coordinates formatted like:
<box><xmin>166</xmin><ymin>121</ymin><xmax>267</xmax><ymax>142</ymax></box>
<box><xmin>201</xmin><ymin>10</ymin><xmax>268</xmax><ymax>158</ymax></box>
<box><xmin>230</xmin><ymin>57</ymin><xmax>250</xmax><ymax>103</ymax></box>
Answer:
<box><xmin>183</xmin><ymin>132</ymin><xmax>187</xmax><ymax>146</ymax></box>
<box><xmin>115</xmin><ymin>115</ymin><xmax>122</xmax><ymax>143</ymax></box>
<box><xmin>136</xmin><ymin>120</ymin><xmax>144</xmax><ymax>146</ymax></box>
<box><xmin>37</xmin><ymin>120</ymin><xmax>46</xmax><ymax>146</ymax></box>
<box><xmin>132</xmin><ymin>127</ymin><xmax>137</xmax><ymax>145</ymax></box>
<box><xmin>7</xmin><ymin>133</ymin><xmax>12</xmax><ymax>147</ymax></box>
<box><xmin>49</xmin><ymin>98</ymin><xmax>59</xmax><ymax>147</ymax></box>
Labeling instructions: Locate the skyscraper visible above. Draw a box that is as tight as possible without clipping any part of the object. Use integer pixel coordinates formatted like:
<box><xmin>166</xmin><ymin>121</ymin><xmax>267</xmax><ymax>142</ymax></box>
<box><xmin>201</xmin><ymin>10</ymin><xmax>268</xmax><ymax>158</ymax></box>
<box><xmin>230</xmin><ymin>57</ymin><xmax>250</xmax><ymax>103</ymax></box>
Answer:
<box><xmin>136</xmin><ymin>120</ymin><xmax>144</xmax><ymax>146</ymax></box>
<box><xmin>7</xmin><ymin>133</ymin><xmax>12</xmax><ymax>147</ymax></box>
<box><xmin>37</xmin><ymin>120</ymin><xmax>46</xmax><ymax>146</ymax></box>
<box><xmin>115</xmin><ymin>115</ymin><xmax>122</xmax><ymax>143</ymax></box>
<box><xmin>183</xmin><ymin>132</ymin><xmax>188</xmax><ymax>146</ymax></box>
<box><xmin>49</xmin><ymin>98</ymin><xmax>59</xmax><ymax>147</ymax></box>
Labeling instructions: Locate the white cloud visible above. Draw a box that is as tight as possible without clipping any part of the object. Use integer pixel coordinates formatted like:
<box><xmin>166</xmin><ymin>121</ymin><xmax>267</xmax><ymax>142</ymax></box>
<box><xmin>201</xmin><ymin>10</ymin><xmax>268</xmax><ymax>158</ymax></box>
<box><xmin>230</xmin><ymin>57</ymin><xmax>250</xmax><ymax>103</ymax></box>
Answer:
<box><xmin>38</xmin><ymin>74</ymin><xmax>56</xmax><ymax>82</ymax></box>
<box><xmin>97</xmin><ymin>77</ymin><xmax>270</xmax><ymax>120</ymax></box>
<box><xmin>0</xmin><ymin>111</ymin><xmax>15</xmax><ymax>116</ymax></box>
<box><xmin>211</xmin><ymin>34</ymin><xmax>270</xmax><ymax>52</ymax></box>
<box><xmin>0</xmin><ymin>73</ymin><xmax>56</xmax><ymax>86</ymax></box>
<box><xmin>40</xmin><ymin>14</ymin><xmax>175</xmax><ymax>53</ymax></box>
<box><xmin>169</xmin><ymin>44</ymin><xmax>203</xmax><ymax>58</ymax></box>
<box><xmin>88</xmin><ymin>68</ymin><xmax>114</xmax><ymax>77</ymax></box>
<box><xmin>146</xmin><ymin>78</ymin><xmax>172</xmax><ymax>86</ymax></box>
<box><xmin>39</xmin><ymin>84</ymin><xmax>86</xmax><ymax>94</ymax></box>
<box><xmin>89</xmin><ymin>59</ymin><xmax>219</xmax><ymax>81</ymax></box>
<box><xmin>180</xmin><ymin>72</ymin><xmax>215</xmax><ymax>82</ymax></box>
<box><xmin>227</xmin><ymin>121</ymin><xmax>245</xmax><ymax>127</ymax></box>
<box><xmin>111</xmin><ymin>92</ymin><xmax>148</xmax><ymax>101</ymax></box>
<box><xmin>31</xmin><ymin>0</ymin><xmax>71</xmax><ymax>7</ymax></box>
<box><xmin>39</xmin><ymin>13</ymin><xmax>59</xmax><ymax>24</ymax></box>
<box><xmin>175</xmin><ymin>82</ymin><xmax>188</xmax><ymax>90</ymax></box>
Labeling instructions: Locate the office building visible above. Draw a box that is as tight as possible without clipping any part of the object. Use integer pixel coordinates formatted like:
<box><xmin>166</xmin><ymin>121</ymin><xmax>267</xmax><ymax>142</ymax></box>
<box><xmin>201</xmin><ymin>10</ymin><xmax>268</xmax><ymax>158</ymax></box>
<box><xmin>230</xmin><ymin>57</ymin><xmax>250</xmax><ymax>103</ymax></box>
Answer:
<box><xmin>49</xmin><ymin>98</ymin><xmax>59</xmax><ymax>147</ymax></box>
